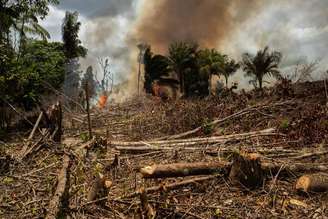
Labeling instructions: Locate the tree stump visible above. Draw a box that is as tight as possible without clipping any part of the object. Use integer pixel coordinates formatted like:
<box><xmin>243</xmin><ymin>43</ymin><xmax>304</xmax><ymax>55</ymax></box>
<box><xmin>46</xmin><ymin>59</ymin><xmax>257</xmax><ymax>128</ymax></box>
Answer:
<box><xmin>44</xmin><ymin>101</ymin><xmax>62</xmax><ymax>142</ymax></box>
<box><xmin>229</xmin><ymin>152</ymin><xmax>264</xmax><ymax>189</ymax></box>
<box><xmin>87</xmin><ymin>173</ymin><xmax>109</xmax><ymax>203</ymax></box>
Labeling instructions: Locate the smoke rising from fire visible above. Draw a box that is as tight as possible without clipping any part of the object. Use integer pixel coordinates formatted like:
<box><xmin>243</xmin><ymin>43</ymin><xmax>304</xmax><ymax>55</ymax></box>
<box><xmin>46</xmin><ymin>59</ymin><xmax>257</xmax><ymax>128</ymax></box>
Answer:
<box><xmin>133</xmin><ymin>0</ymin><xmax>263</xmax><ymax>53</ymax></box>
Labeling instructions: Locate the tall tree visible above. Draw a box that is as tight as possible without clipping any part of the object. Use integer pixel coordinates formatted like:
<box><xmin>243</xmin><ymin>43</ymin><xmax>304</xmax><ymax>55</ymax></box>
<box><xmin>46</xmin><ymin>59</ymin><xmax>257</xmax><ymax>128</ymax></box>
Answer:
<box><xmin>242</xmin><ymin>46</ymin><xmax>282</xmax><ymax>90</ymax></box>
<box><xmin>61</xmin><ymin>11</ymin><xmax>87</xmax><ymax>107</ymax></box>
<box><xmin>168</xmin><ymin>42</ymin><xmax>198</xmax><ymax>94</ymax></box>
<box><xmin>62</xmin><ymin>11</ymin><xmax>87</xmax><ymax>59</ymax></box>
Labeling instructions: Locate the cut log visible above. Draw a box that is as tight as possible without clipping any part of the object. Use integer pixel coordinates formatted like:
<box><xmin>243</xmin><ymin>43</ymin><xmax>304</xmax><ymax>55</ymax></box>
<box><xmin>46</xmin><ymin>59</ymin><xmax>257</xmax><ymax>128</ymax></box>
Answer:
<box><xmin>295</xmin><ymin>173</ymin><xmax>328</xmax><ymax>193</ymax></box>
<box><xmin>229</xmin><ymin>152</ymin><xmax>264</xmax><ymax>189</ymax></box>
<box><xmin>140</xmin><ymin>161</ymin><xmax>230</xmax><ymax>178</ymax></box>
<box><xmin>45</xmin><ymin>154</ymin><xmax>71</xmax><ymax>219</ymax></box>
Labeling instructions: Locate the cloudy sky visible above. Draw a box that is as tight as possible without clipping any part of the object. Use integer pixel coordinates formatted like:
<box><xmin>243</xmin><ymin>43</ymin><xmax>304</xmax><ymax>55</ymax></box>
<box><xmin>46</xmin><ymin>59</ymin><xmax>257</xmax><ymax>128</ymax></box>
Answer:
<box><xmin>40</xmin><ymin>0</ymin><xmax>328</xmax><ymax>89</ymax></box>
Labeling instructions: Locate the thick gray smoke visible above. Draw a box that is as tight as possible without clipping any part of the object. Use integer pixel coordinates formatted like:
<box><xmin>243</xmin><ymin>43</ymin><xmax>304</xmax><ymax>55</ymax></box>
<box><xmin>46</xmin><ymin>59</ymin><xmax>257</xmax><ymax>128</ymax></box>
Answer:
<box><xmin>133</xmin><ymin>0</ymin><xmax>263</xmax><ymax>53</ymax></box>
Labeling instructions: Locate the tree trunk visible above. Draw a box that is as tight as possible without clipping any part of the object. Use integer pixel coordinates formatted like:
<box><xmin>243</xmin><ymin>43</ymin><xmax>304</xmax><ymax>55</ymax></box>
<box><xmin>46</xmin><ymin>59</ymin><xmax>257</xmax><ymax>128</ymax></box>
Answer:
<box><xmin>229</xmin><ymin>152</ymin><xmax>264</xmax><ymax>189</ymax></box>
<box><xmin>85</xmin><ymin>81</ymin><xmax>92</xmax><ymax>139</ymax></box>
<box><xmin>258</xmin><ymin>76</ymin><xmax>263</xmax><ymax>90</ymax></box>
<box><xmin>140</xmin><ymin>161</ymin><xmax>230</xmax><ymax>178</ymax></box>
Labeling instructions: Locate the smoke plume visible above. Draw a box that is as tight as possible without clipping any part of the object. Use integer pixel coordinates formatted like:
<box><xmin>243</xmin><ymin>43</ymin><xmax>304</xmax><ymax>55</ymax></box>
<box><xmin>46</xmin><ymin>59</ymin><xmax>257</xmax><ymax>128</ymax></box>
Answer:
<box><xmin>133</xmin><ymin>0</ymin><xmax>263</xmax><ymax>53</ymax></box>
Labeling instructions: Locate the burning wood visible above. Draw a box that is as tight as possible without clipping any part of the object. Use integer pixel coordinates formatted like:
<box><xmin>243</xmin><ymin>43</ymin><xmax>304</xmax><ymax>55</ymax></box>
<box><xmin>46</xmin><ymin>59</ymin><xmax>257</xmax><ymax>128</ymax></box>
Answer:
<box><xmin>98</xmin><ymin>94</ymin><xmax>108</xmax><ymax>109</ymax></box>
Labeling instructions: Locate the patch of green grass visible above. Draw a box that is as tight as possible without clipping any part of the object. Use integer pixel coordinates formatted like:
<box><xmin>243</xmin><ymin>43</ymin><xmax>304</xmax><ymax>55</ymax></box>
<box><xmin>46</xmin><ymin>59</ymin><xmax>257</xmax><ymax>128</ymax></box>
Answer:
<box><xmin>280</xmin><ymin>118</ymin><xmax>290</xmax><ymax>130</ymax></box>
<box><xmin>79</xmin><ymin>132</ymin><xmax>89</xmax><ymax>142</ymax></box>
<box><xmin>2</xmin><ymin>176</ymin><xmax>14</xmax><ymax>185</ymax></box>
<box><xmin>202</xmin><ymin>119</ymin><xmax>214</xmax><ymax>135</ymax></box>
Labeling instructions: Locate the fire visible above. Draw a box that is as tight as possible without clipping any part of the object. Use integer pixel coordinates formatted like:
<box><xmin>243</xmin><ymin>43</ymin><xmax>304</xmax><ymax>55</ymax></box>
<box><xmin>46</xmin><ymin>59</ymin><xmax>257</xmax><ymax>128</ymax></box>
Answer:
<box><xmin>98</xmin><ymin>95</ymin><xmax>108</xmax><ymax>109</ymax></box>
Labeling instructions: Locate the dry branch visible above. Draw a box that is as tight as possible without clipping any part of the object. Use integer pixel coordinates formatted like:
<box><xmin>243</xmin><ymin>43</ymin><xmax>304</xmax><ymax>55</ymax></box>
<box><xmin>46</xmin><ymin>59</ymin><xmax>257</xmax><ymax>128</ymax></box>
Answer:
<box><xmin>140</xmin><ymin>161</ymin><xmax>230</xmax><ymax>178</ymax></box>
<box><xmin>111</xmin><ymin>128</ymin><xmax>277</xmax><ymax>148</ymax></box>
<box><xmin>28</xmin><ymin>111</ymin><xmax>43</xmax><ymax>140</ymax></box>
<box><xmin>118</xmin><ymin>175</ymin><xmax>221</xmax><ymax>200</ymax></box>
<box><xmin>296</xmin><ymin>173</ymin><xmax>328</xmax><ymax>193</ymax></box>
<box><xmin>45</xmin><ymin>154</ymin><xmax>71</xmax><ymax>219</ymax></box>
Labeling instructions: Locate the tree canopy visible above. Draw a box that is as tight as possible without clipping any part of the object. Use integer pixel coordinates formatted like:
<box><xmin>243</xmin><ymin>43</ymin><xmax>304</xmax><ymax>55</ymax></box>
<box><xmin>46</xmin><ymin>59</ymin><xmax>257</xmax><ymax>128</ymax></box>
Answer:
<box><xmin>242</xmin><ymin>46</ymin><xmax>282</xmax><ymax>89</ymax></box>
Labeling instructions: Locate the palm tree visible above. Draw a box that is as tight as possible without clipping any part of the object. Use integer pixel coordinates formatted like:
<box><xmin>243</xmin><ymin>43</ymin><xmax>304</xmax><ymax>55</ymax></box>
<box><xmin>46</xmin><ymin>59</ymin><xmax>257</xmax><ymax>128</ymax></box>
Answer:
<box><xmin>168</xmin><ymin>42</ymin><xmax>198</xmax><ymax>93</ymax></box>
<box><xmin>197</xmin><ymin>48</ymin><xmax>225</xmax><ymax>94</ymax></box>
<box><xmin>143</xmin><ymin>46</ymin><xmax>170</xmax><ymax>94</ymax></box>
<box><xmin>221</xmin><ymin>58</ymin><xmax>240</xmax><ymax>87</ymax></box>
<box><xmin>15</xmin><ymin>12</ymin><xmax>50</xmax><ymax>52</ymax></box>
<box><xmin>242</xmin><ymin>46</ymin><xmax>282</xmax><ymax>90</ymax></box>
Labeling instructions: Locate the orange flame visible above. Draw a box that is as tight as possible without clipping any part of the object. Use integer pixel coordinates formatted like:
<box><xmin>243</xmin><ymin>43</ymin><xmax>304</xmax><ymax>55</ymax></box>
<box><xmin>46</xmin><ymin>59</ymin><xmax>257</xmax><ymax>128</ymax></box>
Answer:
<box><xmin>98</xmin><ymin>95</ymin><xmax>108</xmax><ymax>109</ymax></box>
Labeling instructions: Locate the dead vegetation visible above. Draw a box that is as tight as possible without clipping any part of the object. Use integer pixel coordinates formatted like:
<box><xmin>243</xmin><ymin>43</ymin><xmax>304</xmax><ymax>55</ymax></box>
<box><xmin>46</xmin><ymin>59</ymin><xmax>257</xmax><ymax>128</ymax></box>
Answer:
<box><xmin>1</xmin><ymin>81</ymin><xmax>328</xmax><ymax>218</ymax></box>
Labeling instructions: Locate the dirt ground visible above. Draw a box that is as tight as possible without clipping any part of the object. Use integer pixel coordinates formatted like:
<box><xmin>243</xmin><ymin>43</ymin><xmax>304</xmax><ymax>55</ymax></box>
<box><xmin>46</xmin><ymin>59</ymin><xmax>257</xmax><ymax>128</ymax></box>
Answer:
<box><xmin>1</xmin><ymin>81</ymin><xmax>328</xmax><ymax>218</ymax></box>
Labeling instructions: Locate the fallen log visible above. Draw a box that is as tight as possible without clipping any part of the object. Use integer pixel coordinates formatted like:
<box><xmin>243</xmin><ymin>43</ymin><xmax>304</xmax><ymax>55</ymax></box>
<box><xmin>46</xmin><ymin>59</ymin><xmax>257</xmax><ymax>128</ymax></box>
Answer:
<box><xmin>295</xmin><ymin>173</ymin><xmax>328</xmax><ymax>193</ymax></box>
<box><xmin>45</xmin><ymin>154</ymin><xmax>71</xmax><ymax>219</ymax></box>
<box><xmin>229</xmin><ymin>152</ymin><xmax>264</xmax><ymax>189</ymax></box>
<box><xmin>140</xmin><ymin>161</ymin><xmax>230</xmax><ymax>178</ymax></box>
<box><xmin>139</xmin><ymin>159</ymin><xmax>328</xmax><ymax>180</ymax></box>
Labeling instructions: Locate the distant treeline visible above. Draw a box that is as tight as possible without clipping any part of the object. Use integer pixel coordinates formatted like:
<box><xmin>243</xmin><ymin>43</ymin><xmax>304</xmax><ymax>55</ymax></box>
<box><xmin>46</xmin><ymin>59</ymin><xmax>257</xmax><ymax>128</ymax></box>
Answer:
<box><xmin>143</xmin><ymin>42</ymin><xmax>282</xmax><ymax>98</ymax></box>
